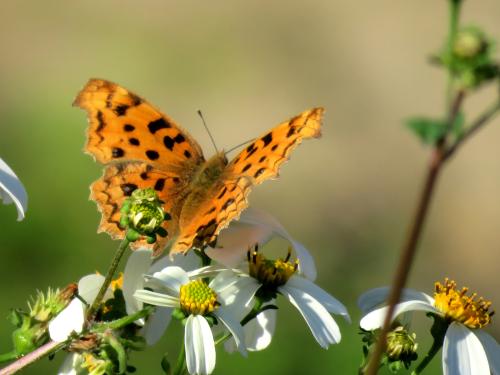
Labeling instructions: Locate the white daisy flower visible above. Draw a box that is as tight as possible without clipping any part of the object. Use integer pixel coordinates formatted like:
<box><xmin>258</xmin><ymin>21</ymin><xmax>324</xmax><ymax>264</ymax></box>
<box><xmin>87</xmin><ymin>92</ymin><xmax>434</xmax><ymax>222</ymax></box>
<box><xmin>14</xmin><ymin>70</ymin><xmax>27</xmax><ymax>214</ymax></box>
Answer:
<box><xmin>134</xmin><ymin>266</ymin><xmax>249</xmax><ymax>375</ymax></box>
<box><xmin>122</xmin><ymin>248</ymin><xmax>202</xmax><ymax>346</ymax></box>
<box><xmin>359</xmin><ymin>279</ymin><xmax>499</xmax><ymax>375</ymax></box>
<box><xmin>0</xmin><ymin>157</ymin><xmax>27</xmax><ymax>221</ymax></box>
<box><xmin>206</xmin><ymin>207</ymin><xmax>317</xmax><ymax>281</ymax></box>
<box><xmin>225</xmin><ymin>246</ymin><xmax>350</xmax><ymax>352</ymax></box>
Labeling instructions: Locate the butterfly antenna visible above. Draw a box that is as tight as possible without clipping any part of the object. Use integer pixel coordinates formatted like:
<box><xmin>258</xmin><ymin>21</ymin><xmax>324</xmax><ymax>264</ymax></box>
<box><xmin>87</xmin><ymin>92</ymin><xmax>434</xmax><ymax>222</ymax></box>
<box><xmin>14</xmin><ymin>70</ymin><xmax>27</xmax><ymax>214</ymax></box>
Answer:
<box><xmin>225</xmin><ymin>138</ymin><xmax>256</xmax><ymax>155</ymax></box>
<box><xmin>197</xmin><ymin>110</ymin><xmax>219</xmax><ymax>153</ymax></box>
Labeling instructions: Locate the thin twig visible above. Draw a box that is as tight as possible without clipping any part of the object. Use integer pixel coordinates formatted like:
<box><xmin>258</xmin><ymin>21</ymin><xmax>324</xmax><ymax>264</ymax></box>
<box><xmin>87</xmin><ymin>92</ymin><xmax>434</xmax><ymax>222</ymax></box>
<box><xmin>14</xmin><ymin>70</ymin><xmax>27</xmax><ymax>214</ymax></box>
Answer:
<box><xmin>363</xmin><ymin>91</ymin><xmax>464</xmax><ymax>375</ymax></box>
<box><xmin>444</xmin><ymin>101</ymin><xmax>500</xmax><ymax>160</ymax></box>
<box><xmin>0</xmin><ymin>341</ymin><xmax>64</xmax><ymax>375</ymax></box>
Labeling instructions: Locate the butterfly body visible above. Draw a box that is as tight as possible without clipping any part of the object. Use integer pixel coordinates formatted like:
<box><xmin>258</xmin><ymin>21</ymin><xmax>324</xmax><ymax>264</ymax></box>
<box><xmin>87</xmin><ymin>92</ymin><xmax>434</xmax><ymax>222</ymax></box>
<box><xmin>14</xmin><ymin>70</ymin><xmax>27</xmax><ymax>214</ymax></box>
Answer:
<box><xmin>75</xmin><ymin>79</ymin><xmax>323</xmax><ymax>256</ymax></box>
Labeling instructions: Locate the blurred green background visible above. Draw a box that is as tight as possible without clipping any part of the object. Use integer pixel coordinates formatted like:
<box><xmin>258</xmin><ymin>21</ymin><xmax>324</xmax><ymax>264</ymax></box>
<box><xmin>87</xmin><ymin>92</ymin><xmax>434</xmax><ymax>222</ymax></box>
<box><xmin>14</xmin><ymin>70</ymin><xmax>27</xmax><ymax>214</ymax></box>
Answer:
<box><xmin>1</xmin><ymin>1</ymin><xmax>499</xmax><ymax>374</ymax></box>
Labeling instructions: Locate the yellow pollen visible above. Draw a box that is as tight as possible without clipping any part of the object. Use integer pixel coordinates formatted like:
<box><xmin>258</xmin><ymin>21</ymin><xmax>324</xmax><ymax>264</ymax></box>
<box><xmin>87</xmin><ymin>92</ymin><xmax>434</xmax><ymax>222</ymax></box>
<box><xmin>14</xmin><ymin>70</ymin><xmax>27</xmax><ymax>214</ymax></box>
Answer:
<box><xmin>433</xmin><ymin>278</ymin><xmax>494</xmax><ymax>329</ymax></box>
<box><xmin>179</xmin><ymin>279</ymin><xmax>219</xmax><ymax>316</ymax></box>
<box><xmin>110</xmin><ymin>273</ymin><xmax>124</xmax><ymax>291</ymax></box>
<box><xmin>247</xmin><ymin>246</ymin><xmax>298</xmax><ymax>288</ymax></box>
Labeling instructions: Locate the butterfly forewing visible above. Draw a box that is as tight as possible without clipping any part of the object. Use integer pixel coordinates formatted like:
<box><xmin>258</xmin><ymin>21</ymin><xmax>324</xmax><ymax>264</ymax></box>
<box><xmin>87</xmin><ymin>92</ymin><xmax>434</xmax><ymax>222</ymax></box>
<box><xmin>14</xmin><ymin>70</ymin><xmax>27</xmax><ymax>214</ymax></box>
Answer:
<box><xmin>74</xmin><ymin>79</ymin><xmax>205</xmax><ymax>166</ymax></box>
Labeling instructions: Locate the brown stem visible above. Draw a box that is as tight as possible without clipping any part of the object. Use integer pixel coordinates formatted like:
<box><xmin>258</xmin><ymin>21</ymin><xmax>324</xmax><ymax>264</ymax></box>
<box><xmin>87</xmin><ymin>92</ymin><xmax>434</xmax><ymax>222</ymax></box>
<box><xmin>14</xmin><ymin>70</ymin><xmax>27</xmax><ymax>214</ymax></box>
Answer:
<box><xmin>0</xmin><ymin>341</ymin><xmax>64</xmax><ymax>375</ymax></box>
<box><xmin>363</xmin><ymin>91</ymin><xmax>464</xmax><ymax>375</ymax></box>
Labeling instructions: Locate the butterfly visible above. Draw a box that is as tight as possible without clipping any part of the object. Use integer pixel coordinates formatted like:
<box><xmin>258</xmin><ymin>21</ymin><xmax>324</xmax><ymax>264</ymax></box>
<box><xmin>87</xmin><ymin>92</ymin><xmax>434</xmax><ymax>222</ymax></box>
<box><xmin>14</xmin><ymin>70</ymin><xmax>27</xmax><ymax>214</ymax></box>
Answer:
<box><xmin>74</xmin><ymin>79</ymin><xmax>323</xmax><ymax>256</ymax></box>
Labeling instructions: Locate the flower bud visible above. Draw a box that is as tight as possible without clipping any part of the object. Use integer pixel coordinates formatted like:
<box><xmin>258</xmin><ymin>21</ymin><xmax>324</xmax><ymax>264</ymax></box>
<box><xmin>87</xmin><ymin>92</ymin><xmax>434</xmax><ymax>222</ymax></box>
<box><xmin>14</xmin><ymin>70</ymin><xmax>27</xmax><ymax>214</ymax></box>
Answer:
<box><xmin>386</xmin><ymin>326</ymin><xmax>418</xmax><ymax>366</ymax></box>
<box><xmin>454</xmin><ymin>28</ymin><xmax>488</xmax><ymax>59</ymax></box>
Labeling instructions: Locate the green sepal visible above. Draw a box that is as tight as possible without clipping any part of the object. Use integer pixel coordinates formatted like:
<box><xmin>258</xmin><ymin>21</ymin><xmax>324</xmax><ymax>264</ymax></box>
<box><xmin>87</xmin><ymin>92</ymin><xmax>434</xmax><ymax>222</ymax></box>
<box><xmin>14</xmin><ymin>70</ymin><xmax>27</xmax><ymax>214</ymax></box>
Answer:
<box><xmin>126</xmin><ymin>229</ymin><xmax>141</xmax><ymax>242</ymax></box>
<box><xmin>204</xmin><ymin>314</ymin><xmax>218</xmax><ymax>326</ymax></box>
<box><xmin>146</xmin><ymin>235</ymin><xmax>156</xmax><ymax>244</ymax></box>
<box><xmin>120</xmin><ymin>335</ymin><xmax>147</xmax><ymax>351</ymax></box>
<box><xmin>8</xmin><ymin>309</ymin><xmax>25</xmax><ymax>328</ymax></box>
<box><xmin>157</xmin><ymin>227</ymin><xmax>168</xmax><ymax>238</ymax></box>
<box><xmin>164</xmin><ymin>212</ymin><xmax>172</xmax><ymax>221</ymax></box>
<box><xmin>12</xmin><ymin>327</ymin><xmax>37</xmax><ymax>356</ymax></box>
<box><xmin>105</xmin><ymin>333</ymin><xmax>127</xmax><ymax>374</ymax></box>
<box><xmin>172</xmin><ymin>308</ymin><xmax>186</xmax><ymax>321</ymax></box>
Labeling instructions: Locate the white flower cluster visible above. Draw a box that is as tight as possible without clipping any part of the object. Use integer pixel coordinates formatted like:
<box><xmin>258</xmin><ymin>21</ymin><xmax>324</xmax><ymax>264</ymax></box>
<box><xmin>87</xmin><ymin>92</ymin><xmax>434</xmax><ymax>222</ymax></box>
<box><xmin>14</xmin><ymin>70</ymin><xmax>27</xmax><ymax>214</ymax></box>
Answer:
<box><xmin>51</xmin><ymin>208</ymin><xmax>349</xmax><ymax>375</ymax></box>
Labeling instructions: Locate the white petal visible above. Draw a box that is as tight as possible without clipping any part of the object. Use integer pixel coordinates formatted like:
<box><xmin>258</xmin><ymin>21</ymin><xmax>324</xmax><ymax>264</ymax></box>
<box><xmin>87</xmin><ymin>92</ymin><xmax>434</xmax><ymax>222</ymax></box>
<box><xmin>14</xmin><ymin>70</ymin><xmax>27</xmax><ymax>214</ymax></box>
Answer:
<box><xmin>49</xmin><ymin>299</ymin><xmax>85</xmax><ymax>342</ymax></box>
<box><xmin>280</xmin><ymin>285</ymin><xmax>341</xmax><ymax>348</ymax></box>
<box><xmin>0</xmin><ymin>157</ymin><xmax>28</xmax><ymax>221</ymax></box>
<box><xmin>146</xmin><ymin>266</ymin><xmax>189</xmax><ymax>295</ymax></box>
<box><xmin>215</xmin><ymin>307</ymin><xmax>247</xmax><ymax>356</ymax></box>
<box><xmin>185</xmin><ymin>315</ymin><xmax>216</xmax><ymax>375</ymax></box>
<box><xmin>443</xmin><ymin>323</ymin><xmax>490</xmax><ymax>375</ymax></box>
<box><xmin>58</xmin><ymin>353</ymin><xmax>83</xmax><ymax>375</ymax></box>
<box><xmin>220</xmin><ymin>277</ymin><xmax>261</xmax><ymax>318</ymax></box>
<box><xmin>359</xmin><ymin>300</ymin><xmax>437</xmax><ymax>331</ymax></box>
<box><xmin>357</xmin><ymin>287</ymin><xmax>435</xmax><ymax>314</ymax></box>
<box><xmin>188</xmin><ymin>265</ymin><xmax>229</xmax><ymax>279</ymax></box>
<box><xmin>286</xmin><ymin>276</ymin><xmax>350</xmax><ymax>322</ymax></box>
<box><xmin>150</xmin><ymin>251</ymin><xmax>201</xmax><ymax>273</ymax></box>
<box><xmin>225</xmin><ymin>308</ymin><xmax>276</xmax><ymax>352</ymax></box>
<box><xmin>474</xmin><ymin>330</ymin><xmax>500</xmax><ymax>375</ymax></box>
<box><xmin>133</xmin><ymin>289</ymin><xmax>179</xmax><ymax>308</ymax></box>
<box><xmin>208</xmin><ymin>270</ymin><xmax>240</xmax><ymax>294</ymax></box>
<box><xmin>141</xmin><ymin>307</ymin><xmax>172</xmax><ymax>346</ymax></box>
<box><xmin>77</xmin><ymin>274</ymin><xmax>107</xmax><ymax>305</ymax></box>
<box><xmin>123</xmin><ymin>249</ymin><xmax>154</xmax><ymax>316</ymax></box>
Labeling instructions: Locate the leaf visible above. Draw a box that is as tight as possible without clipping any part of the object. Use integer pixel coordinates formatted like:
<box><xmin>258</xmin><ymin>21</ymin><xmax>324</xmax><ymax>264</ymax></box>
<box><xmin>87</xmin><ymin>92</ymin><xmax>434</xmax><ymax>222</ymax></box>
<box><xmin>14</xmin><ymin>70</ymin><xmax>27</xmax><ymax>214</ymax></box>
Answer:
<box><xmin>406</xmin><ymin>117</ymin><xmax>447</xmax><ymax>144</ymax></box>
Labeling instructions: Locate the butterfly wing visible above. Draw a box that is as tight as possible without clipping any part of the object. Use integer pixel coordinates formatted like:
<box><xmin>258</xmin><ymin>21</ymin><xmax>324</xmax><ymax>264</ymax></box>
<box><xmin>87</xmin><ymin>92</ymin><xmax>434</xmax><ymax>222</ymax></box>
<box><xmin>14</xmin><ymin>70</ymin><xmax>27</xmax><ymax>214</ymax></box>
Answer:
<box><xmin>170</xmin><ymin>107</ymin><xmax>323</xmax><ymax>254</ymax></box>
<box><xmin>75</xmin><ymin>79</ymin><xmax>205</xmax><ymax>255</ymax></box>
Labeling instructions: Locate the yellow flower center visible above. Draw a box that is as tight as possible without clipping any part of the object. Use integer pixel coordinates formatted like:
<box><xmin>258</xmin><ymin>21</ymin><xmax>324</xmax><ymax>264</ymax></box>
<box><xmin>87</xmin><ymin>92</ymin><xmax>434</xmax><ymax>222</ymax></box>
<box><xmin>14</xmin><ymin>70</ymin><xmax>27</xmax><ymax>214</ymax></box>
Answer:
<box><xmin>433</xmin><ymin>278</ymin><xmax>494</xmax><ymax>329</ymax></box>
<box><xmin>248</xmin><ymin>246</ymin><xmax>298</xmax><ymax>288</ymax></box>
<box><xmin>179</xmin><ymin>280</ymin><xmax>219</xmax><ymax>315</ymax></box>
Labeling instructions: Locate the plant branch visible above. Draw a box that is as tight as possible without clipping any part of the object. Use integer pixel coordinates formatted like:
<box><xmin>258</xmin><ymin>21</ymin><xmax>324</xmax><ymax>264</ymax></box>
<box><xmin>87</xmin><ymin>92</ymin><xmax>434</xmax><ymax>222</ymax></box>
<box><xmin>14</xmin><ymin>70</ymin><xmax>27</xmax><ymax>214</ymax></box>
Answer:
<box><xmin>364</xmin><ymin>90</ymin><xmax>464</xmax><ymax>375</ymax></box>
<box><xmin>86</xmin><ymin>238</ymin><xmax>130</xmax><ymax>322</ymax></box>
<box><xmin>444</xmin><ymin>100</ymin><xmax>500</xmax><ymax>160</ymax></box>
<box><xmin>0</xmin><ymin>341</ymin><xmax>64</xmax><ymax>375</ymax></box>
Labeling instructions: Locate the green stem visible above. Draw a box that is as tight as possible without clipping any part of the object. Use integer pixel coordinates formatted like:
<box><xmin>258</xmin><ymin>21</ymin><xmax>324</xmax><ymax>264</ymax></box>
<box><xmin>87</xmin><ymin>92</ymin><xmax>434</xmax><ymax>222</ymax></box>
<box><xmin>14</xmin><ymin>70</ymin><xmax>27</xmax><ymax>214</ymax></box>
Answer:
<box><xmin>173</xmin><ymin>341</ymin><xmax>186</xmax><ymax>375</ymax></box>
<box><xmin>446</xmin><ymin>0</ymin><xmax>462</xmax><ymax>106</ymax></box>
<box><xmin>86</xmin><ymin>238</ymin><xmax>130</xmax><ymax>322</ymax></box>
<box><xmin>411</xmin><ymin>339</ymin><xmax>442</xmax><ymax>375</ymax></box>
<box><xmin>92</xmin><ymin>306</ymin><xmax>155</xmax><ymax>332</ymax></box>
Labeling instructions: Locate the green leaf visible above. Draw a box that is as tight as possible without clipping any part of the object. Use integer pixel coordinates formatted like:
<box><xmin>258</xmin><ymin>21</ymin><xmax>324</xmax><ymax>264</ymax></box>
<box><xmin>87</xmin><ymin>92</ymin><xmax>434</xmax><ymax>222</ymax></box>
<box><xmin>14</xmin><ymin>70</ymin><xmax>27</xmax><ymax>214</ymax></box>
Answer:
<box><xmin>406</xmin><ymin>117</ymin><xmax>446</xmax><ymax>144</ymax></box>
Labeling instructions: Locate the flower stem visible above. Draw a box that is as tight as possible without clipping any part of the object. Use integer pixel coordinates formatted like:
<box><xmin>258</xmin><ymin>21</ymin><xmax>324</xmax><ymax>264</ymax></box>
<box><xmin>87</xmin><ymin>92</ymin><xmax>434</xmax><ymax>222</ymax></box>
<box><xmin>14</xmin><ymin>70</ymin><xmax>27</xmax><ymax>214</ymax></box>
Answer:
<box><xmin>445</xmin><ymin>0</ymin><xmax>462</xmax><ymax>106</ymax></box>
<box><xmin>86</xmin><ymin>238</ymin><xmax>130</xmax><ymax>322</ymax></box>
<box><xmin>92</xmin><ymin>306</ymin><xmax>155</xmax><ymax>332</ymax></box>
<box><xmin>0</xmin><ymin>341</ymin><xmax>64</xmax><ymax>375</ymax></box>
<box><xmin>173</xmin><ymin>341</ymin><xmax>186</xmax><ymax>375</ymax></box>
<box><xmin>411</xmin><ymin>339</ymin><xmax>442</xmax><ymax>375</ymax></box>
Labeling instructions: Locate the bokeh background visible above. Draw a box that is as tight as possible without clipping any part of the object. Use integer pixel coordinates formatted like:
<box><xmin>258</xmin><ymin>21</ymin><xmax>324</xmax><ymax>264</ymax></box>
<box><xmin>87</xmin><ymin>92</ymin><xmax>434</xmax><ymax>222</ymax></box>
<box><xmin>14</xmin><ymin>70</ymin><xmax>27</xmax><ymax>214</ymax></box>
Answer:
<box><xmin>1</xmin><ymin>1</ymin><xmax>499</xmax><ymax>374</ymax></box>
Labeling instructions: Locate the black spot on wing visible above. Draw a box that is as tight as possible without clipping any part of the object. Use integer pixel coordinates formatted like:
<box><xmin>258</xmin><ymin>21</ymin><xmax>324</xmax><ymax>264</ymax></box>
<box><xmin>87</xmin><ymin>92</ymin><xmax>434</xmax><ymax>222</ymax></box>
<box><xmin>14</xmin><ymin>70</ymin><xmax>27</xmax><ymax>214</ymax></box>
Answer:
<box><xmin>123</xmin><ymin>124</ymin><xmax>135</xmax><ymax>132</ymax></box>
<box><xmin>129</xmin><ymin>138</ymin><xmax>140</xmax><ymax>146</ymax></box>
<box><xmin>241</xmin><ymin>164</ymin><xmax>251</xmax><ymax>173</ymax></box>
<box><xmin>96</xmin><ymin>111</ymin><xmax>105</xmax><ymax>132</ymax></box>
<box><xmin>146</xmin><ymin>150</ymin><xmax>159</xmax><ymax>160</ymax></box>
<box><xmin>120</xmin><ymin>183</ymin><xmax>138</xmax><ymax>196</ymax></box>
<box><xmin>114</xmin><ymin>104</ymin><xmax>129</xmax><ymax>116</ymax></box>
<box><xmin>217</xmin><ymin>187</ymin><xmax>227</xmax><ymax>199</ymax></box>
<box><xmin>261</xmin><ymin>132</ymin><xmax>273</xmax><ymax>147</ymax></box>
<box><xmin>221</xmin><ymin>198</ymin><xmax>235</xmax><ymax>211</ymax></box>
<box><xmin>163</xmin><ymin>136</ymin><xmax>175</xmax><ymax>151</ymax></box>
<box><xmin>140</xmin><ymin>172</ymin><xmax>148</xmax><ymax>180</ymax></box>
<box><xmin>148</xmin><ymin>118</ymin><xmax>171</xmax><ymax>134</ymax></box>
<box><xmin>184</xmin><ymin>150</ymin><xmax>192</xmax><ymax>158</ymax></box>
<box><xmin>154</xmin><ymin>178</ymin><xmax>166</xmax><ymax>191</ymax></box>
<box><xmin>254</xmin><ymin>168</ymin><xmax>266</xmax><ymax>178</ymax></box>
<box><xmin>174</xmin><ymin>134</ymin><xmax>186</xmax><ymax>143</ymax></box>
<box><xmin>271</xmin><ymin>144</ymin><xmax>278</xmax><ymax>152</ymax></box>
<box><xmin>258</xmin><ymin>156</ymin><xmax>266</xmax><ymax>163</ymax></box>
<box><xmin>245</xmin><ymin>144</ymin><xmax>258</xmax><ymax>159</ymax></box>
<box><xmin>112</xmin><ymin>147</ymin><xmax>125</xmax><ymax>158</ymax></box>
<box><xmin>286</xmin><ymin>126</ymin><xmax>295</xmax><ymax>138</ymax></box>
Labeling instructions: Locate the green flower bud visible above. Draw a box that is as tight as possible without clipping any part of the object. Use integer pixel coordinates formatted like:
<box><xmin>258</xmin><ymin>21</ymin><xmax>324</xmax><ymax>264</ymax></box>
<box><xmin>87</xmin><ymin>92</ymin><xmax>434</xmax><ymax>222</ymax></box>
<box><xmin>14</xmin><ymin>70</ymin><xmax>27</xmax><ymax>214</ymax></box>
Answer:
<box><xmin>454</xmin><ymin>28</ymin><xmax>488</xmax><ymax>59</ymax></box>
<box><xmin>386</xmin><ymin>326</ymin><xmax>418</xmax><ymax>367</ymax></box>
<box><xmin>120</xmin><ymin>188</ymin><xmax>169</xmax><ymax>244</ymax></box>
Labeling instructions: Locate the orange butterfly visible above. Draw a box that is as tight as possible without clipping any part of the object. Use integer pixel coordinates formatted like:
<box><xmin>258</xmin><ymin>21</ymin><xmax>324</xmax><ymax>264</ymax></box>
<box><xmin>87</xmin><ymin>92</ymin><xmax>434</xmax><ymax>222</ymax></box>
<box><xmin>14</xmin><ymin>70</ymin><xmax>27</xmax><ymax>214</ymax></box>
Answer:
<box><xmin>74</xmin><ymin>79</ymin><xmax>323</xmax><ymax>256</ymax></box>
